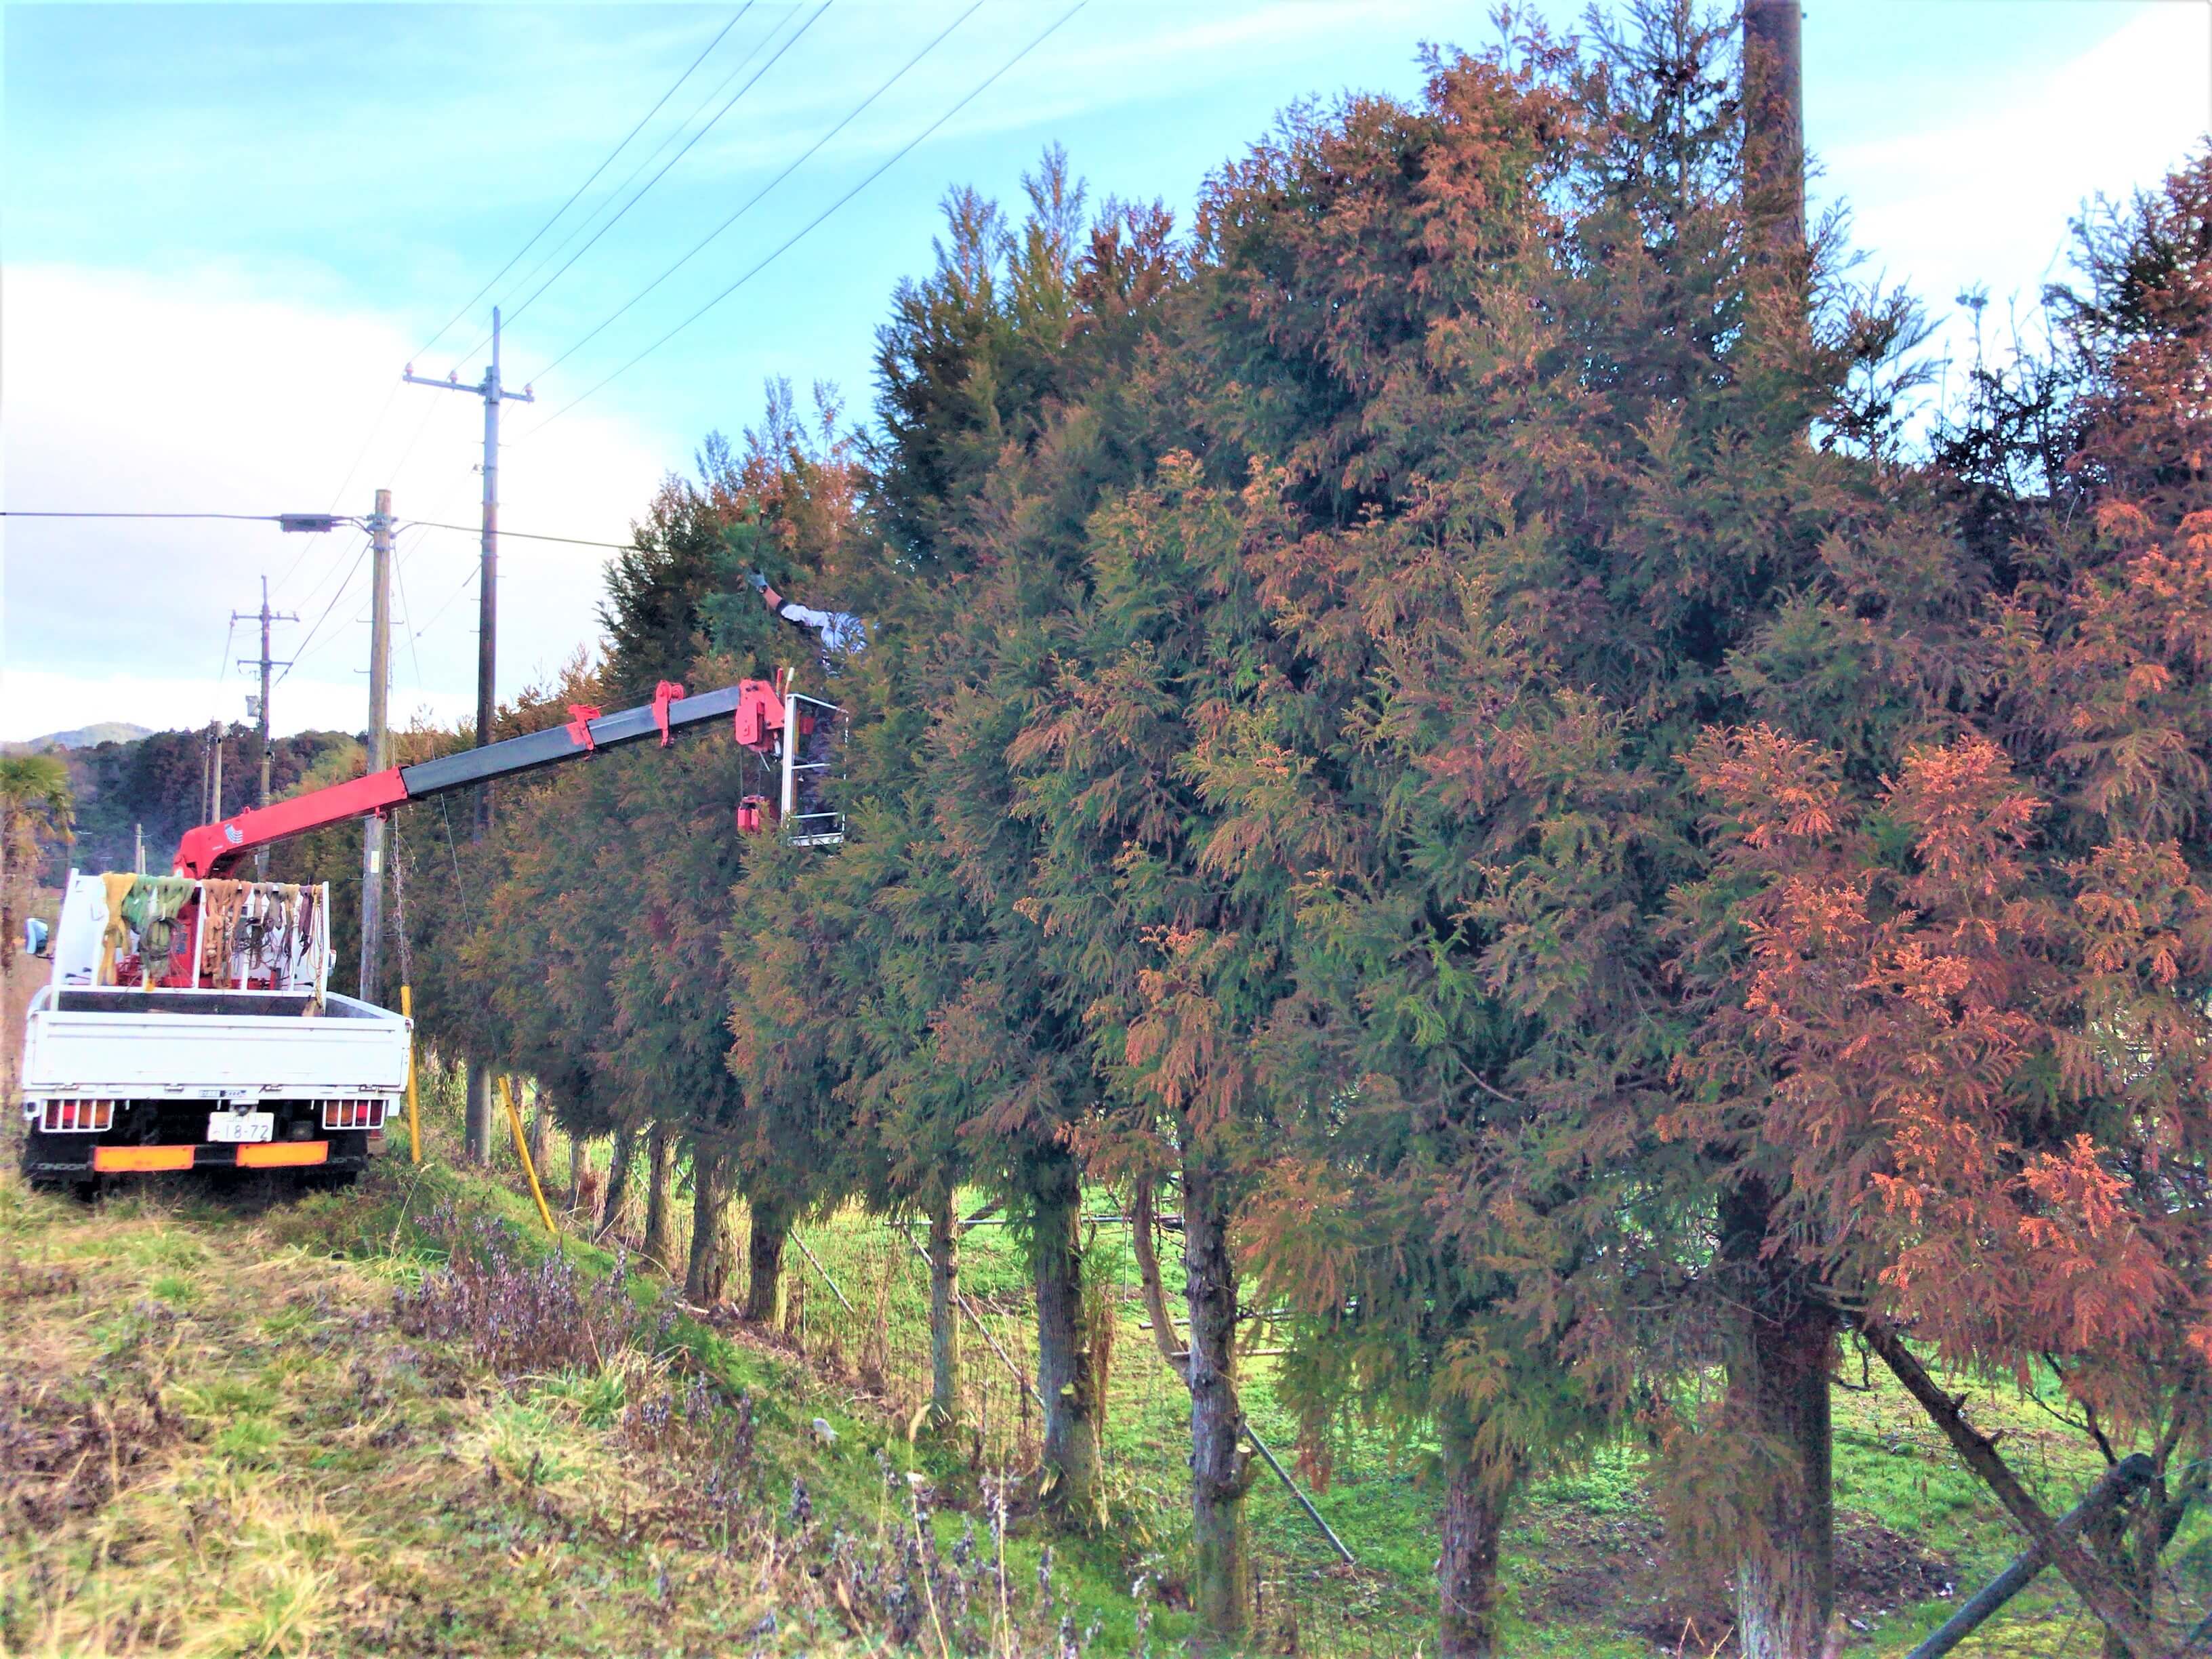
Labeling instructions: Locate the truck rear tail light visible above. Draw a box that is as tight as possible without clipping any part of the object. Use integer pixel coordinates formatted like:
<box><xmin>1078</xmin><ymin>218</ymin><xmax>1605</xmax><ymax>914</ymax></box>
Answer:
<box><xmin>40</xmin><ymin>1099</ymin><xmax>115</xmax><ymax>1134</ymax></box>
<box><xmin>319</xmin><ymin>1099</ymin><xmax>387</xmax><ymax>1131</ymax></box>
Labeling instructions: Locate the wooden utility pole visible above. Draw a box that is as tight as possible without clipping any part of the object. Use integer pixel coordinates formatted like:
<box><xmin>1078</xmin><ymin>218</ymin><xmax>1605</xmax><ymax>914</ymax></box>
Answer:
<box><xmin>1729</xmin><ymin>12</ymin><xmax>1830</xmax><ymax>1659</ymax></box>
<box><xmin>402</xmin><ymin>306</ymin><xmax>533</xmax><ymax>835</ymax></box>
<box><xmin>405</xmin><ymin>310</ymin><xmax>531</xmax><ymax>1163</ymax></box>
<box><xmin>358</xmin><ymin>489</ymin><xmax>394</xmax><ymax>1004</ymax></box>
<box><xmin>1743</xmin><ymin>0</ymin><xmax>1806</xmax><ymax>262</ymax></box>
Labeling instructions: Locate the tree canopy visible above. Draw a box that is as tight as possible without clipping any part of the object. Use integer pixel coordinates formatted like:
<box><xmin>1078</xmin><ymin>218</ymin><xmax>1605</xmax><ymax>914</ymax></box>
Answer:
<box><xmin>363</xmin><ymin>15</ymin><xmax>2211</xmax><ymax>1654</ymax></box>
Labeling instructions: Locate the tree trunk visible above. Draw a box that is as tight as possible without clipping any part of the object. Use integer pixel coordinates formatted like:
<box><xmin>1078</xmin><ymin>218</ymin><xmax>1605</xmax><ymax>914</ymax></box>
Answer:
<box><xmin>641</xmin><ymin>1122</ymin><xmax>672</xmax><ymax>1269</ymax></box>
<box><xmin>1438</xmin><ymin>1410</ymin><xmax>1517</xmax><ymax>1659</ymax></box>
<box><xmin>745</xmin><ymin>1198</ymin><xmax>788</xmax><ymax>1326</ymax></box>
<box><xmin>1722</xmin><ymin>1183</ymin><xmax>1835</xmax><ymax>1659</ymax></box>
<box><xmin>1031</xmin><ymin>1158</ymin><xmax>1100</xmax><ymax>1530</ymax></box>
<box><xmin>1185</xmin><ymin>1156</ymin><xmax>1254</xmax><ymax>1646</ymax></box>
<box><xmin>928</xmin><ymin>1189</ymin><xmax>962</xmax><ymax>1432</ymax></box>
<box><xmin>1</xmin><ymin>809</ymin><xmax>16</xmax><ymax>975</ymax></box>
<box><xmin>566</xmin><ymin>1132</ymin><xmax>586</xmax><ymax>1212</ymax></box>
<box><xmin>527</xmin><ymin>1098</ymin><xmax>549</xmax><ymax>1177</ymax></box>
<box><xmin>464</xmin><ymin>1063</ymin><xmax>491</xmax><ymax>1164</ymax></box>
<box><xmin>1130</xmin><ymin>1174</ymin><xmax>1185</xmax><ymax>1368</ymax></box>
<box><xmin>684</xmin><ymin>1144</ymin><xmax>733</xmax><ymax>1305</ymax></box>
<box><xmin>1851</xmin><ymin>1311</ymin><xmax>2156</xmax><ymax>1655</ymax></box>
<box><xmin>2110</xmin><ymin>1488</ymin><xmax>2160</xmax><ymax>1659</ymax></box>
<box><xmin>598</xmin><ymin>1124</ymin><xmax>635</xmax><ymax>1240</ymax></box>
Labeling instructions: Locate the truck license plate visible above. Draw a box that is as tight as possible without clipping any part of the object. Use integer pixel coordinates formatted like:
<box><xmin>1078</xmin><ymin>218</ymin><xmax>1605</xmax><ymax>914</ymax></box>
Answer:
<box><xmin>207</xmin><ymin>1111</ymin><xmax>274</xmax><ymax>1144</ymax></box>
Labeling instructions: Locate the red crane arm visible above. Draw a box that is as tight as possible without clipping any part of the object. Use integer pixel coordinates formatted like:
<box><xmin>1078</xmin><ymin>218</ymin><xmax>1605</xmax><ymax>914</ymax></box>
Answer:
<box><xmin>173</xmin><ymin>769</ymin><xmax>411</xmax><ymax>880</ymax></box>
<box><xmin>172</xmin><ymin>680</ymin><xmax>785</xmax><ymax>879</ymax></box>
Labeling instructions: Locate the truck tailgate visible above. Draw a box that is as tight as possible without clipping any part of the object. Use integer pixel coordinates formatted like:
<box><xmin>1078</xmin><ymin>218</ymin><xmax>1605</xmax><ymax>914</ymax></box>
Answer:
<box><xmin>22</xmin><ymin>993</ymin><xmax>409</xmax><ymax>1099</ymax></box>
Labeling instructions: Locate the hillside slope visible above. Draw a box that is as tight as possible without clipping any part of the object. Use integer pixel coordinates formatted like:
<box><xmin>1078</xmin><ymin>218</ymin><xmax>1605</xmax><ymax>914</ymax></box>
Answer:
<box><xmin>0</xmin><ymin>1168</ymin><xmax>1167</xmax><ymax>1658</ymax></box>
<box><xmin>4</xmin><ymin>1150</ymin><xmax>2193</xmax><ymax>1656</ymax></box>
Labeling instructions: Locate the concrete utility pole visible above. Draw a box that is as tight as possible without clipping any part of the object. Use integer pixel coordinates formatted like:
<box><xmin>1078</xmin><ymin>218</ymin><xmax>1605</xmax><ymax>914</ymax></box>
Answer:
<box><xmin>234</xmin><ymin>576</ymin><xmax>298</xmax><ymax>879</ymax></box>
<box><xmin>134</xmin><ymin>824</ymin><xmax>144</xmax><ymax>876</ymax></box>
<box><xmin>209</xmin><ymin>724</ymin><xmax>225</xmax><ymax>825</ymax></box>
<box><xmin>403</xmin><ymin>310</ymin><xmax>531</xmax><ymax>1164</ymax></box>
<box><xmin>358</xmin><ymin>489</ymin><xmax>394</xmax><ymax>1006</ymax></box>
<box><xmin>403</xmin><ymin>306</ymin><xmax>535</xmax><ymax>834</ymax></box>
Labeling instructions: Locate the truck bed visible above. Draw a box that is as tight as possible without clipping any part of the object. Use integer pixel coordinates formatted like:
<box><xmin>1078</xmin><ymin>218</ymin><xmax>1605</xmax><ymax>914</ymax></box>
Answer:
<box><xmin>21</xmin><ymin>985</ymin><xmax>409</xmax><ymax>1101</ymax></box>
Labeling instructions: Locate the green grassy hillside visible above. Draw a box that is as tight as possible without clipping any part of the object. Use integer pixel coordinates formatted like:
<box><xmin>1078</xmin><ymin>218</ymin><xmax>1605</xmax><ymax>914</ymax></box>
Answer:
<box><xmin>1</xmin><ymin>1154</ymin><xmax>2200</xmax><ymax>1656</ymax></box>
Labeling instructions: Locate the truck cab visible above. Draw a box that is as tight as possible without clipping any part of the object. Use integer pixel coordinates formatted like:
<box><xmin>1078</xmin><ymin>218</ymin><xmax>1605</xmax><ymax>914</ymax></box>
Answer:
<box><xmin>18</xmin><ymin>871</ymin><xmax>409</xmax><ymax>1191</ymax></box>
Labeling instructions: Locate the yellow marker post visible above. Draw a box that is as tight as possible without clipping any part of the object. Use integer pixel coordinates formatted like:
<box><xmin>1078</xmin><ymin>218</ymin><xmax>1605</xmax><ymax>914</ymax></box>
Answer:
<box><xmin>497</xmin><ymin>1074</ymin><xmax>558</xmax><ymax>1239</ymax></box>
<box><xmin>399</xmin><ymin>984</ymin><xmax>422</xmax><ymax>1164</ymax></box>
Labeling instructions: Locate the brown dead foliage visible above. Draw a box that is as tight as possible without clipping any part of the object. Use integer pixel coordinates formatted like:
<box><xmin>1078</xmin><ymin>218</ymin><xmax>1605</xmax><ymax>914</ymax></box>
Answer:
<box><xmin>0</xmin><ymin>1257</ymin><xmax>79</xmax><ymax>1303</ymax></box>
<box><xmin>0</xmin><ymin>1368</ymin><xmax>179</xmax><ymax>1530</ymax></box>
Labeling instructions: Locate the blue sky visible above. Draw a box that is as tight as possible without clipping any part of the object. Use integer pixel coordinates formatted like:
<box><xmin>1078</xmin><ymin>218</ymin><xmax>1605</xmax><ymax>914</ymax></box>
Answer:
<box><xmin>3</xmin><ymin>0</ymin><xmax>2208</xmax><ymax>742</ymax></box>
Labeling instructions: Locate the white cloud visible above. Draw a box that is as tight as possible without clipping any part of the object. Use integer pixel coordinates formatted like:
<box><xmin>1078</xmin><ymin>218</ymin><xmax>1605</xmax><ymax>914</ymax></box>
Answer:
<box><xmin>1</xmin><ymin>262</ymin><xmax>669</xmax><ymax>742</ymax></box>
<box><xmin>1815</xmin><ymin>5</ymin><xmax>2211</xmax><ymax>384</ymax></box>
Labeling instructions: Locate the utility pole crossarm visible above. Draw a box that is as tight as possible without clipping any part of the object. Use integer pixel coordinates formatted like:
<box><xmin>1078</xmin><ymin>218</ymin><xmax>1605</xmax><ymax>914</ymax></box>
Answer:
<box><xmin>401</xmin><ymin>367</ymin><xmax>535</xmax><ymax>403</ymax></box>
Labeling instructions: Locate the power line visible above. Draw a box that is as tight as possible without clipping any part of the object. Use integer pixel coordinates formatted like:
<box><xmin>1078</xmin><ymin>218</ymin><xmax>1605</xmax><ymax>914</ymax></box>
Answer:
<box><xmin>411</xmin><ymin>563</ymin><xmax>481</xmax><ymax>643</ymax></box>
<box><xmin>285</xmin><ymin>520</ymin><xmax>375</xmax><ymax>639</ymax></box>
<box><xmin>288</xmin><ymin>375</ymin><xmax>406</xmax><ymax>592</ymax></box>
<box><xmin>392</xmin><ymin>526</ymin><xmax>432</xmax><ymax>691</ymax></box>
<box><xmin>321</xmin><ymin>377</ymin><xmax>403</xmax><ymax>513</ymax></box>
<box><xmin>0</xmin><ymin>506</ymin><xmax>619</xmax><ymax>548</ymax></box>
<box><xmin>208</xmin><ymin>617</ymin><xmax>240</xmax><ymax>703</ymax></box>
<box><xmin>0</xmin><ymin>508</ymin><xmax>377</xmax><ymax>622</ymax></box>
<box><xmin>0</xmin><ymin>510</ymin><xmax>294</xmax><ymax>523</ymax></box>
<box><xmin>534</xmin><ymin>0</ymin><xmax>982</xmax><ymax>384</ymax></box>
<box><xmin>402</xmin><ymin>520</ymin><xmax>638</xmax><ymax>550</ymax></box>
<box><xmin>470</xmin><ymin>2</ymin><xmax>830</xmax><ymax>350</ymax></box>
<box><xmin>413</xmin><ymin>6</ymin><xmax>754</xmax><ymax>366</ymax></box>
<box><xmin>470</xmin><ymin>7</ymin><xmax>788</xmax><ymax>366</ymax></box>
<box><xmin>381</xmin><ymin>394</ymin><xmax>454</xmax><ymax>497</ymax></box>
<box><xmin>277</xmin><ymin>533</ymin><xmax>371</xmax><ymax>687</ymax></box>
<box><xmin>523</xmin><ymin>1</ymin><xmax>1084</xmax><ymax>440</ymax></box>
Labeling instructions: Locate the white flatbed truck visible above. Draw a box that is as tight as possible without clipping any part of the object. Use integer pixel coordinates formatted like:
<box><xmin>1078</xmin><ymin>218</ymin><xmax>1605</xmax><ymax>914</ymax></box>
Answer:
<box><xmin>14</xmin><ymin>675</ymin><xmax>836</xmax><ymax>1193</ymax></box>
<box><xmin>18</xmin><ymin>873</ymin><xmax>406</xmax><ymax>1190</ymax></box>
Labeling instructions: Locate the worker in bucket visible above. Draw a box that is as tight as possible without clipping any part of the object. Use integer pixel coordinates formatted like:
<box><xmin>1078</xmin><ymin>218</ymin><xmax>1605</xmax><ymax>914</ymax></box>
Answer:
<box><xmin>749</xmin><ymin>570</ymin><xmax>859</xmax><ymax>832</ymax></box>
<box><xmin>750</xmin><ymin>570</ymin><xmax>865</xmax><ymax>662</ymax></box>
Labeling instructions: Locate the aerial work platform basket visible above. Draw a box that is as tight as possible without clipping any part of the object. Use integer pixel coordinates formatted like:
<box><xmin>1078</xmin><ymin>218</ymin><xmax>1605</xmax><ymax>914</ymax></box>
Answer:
<box><xmin>731</xmin><ymin>670</ymin><xmax>844</xmax><ymax>848</ymax></box>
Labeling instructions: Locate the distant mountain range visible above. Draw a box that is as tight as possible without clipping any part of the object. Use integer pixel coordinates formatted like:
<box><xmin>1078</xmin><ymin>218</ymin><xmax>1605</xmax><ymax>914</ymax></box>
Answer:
<box><xmin>3</xmin><ymin>722</ymin><xmax>155</xmax><ymax>755</ymax></box>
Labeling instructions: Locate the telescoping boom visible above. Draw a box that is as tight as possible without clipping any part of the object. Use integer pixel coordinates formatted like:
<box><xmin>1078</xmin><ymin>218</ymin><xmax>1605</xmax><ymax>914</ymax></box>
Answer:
<box><xmin>172</xmin><ymin>676</ymin><xmax>840</xmax><ymax>880</ymax></box>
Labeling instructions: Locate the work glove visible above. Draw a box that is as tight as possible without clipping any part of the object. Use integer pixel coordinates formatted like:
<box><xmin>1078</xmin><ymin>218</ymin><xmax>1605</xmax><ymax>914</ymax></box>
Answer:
<box><xmin>748</xmin><ymin>571</ymin><xmax>769</xmax><ymax>592</ymax></box>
